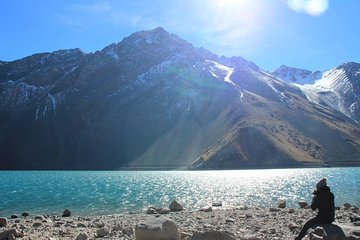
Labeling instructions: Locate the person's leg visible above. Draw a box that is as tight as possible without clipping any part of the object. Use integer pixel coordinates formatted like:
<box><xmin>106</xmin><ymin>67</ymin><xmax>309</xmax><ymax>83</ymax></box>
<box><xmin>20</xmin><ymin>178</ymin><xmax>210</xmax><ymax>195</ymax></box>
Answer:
<box><xmin>295</xmin><ymin>217</ymin><xmax>320</xmax><ymax>240</ymax></box>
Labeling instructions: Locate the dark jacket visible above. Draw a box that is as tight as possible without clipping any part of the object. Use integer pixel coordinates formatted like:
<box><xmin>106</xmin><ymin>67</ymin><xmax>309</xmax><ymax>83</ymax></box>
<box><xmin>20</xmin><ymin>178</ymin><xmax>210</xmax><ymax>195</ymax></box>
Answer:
<box><xmin>311</xmin><ymin>186</ymin><xmax>335</xmax><ymax>223</ymax></box>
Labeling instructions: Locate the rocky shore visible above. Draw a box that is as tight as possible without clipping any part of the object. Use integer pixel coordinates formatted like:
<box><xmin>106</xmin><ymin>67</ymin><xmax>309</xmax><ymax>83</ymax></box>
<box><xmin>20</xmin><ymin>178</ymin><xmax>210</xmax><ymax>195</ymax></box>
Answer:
<box><xmin>0</xmin><ymin>201</ymin><xmax>359</xmax><ymax>240</ymax></box>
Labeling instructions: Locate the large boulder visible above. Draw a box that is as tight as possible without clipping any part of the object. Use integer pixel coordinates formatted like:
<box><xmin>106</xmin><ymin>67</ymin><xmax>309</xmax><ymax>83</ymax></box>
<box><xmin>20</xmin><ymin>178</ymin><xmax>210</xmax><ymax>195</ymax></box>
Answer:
<box><xmin>309</xmin><ymin>225</ymin><xmax>346</xmax><ymax>240</ymax></box>
<box><xmin>0</xmin><ymin>218</ymin><xmax>7</xmax><ymax>227</ymax></box>
<box><xmin>0</xmin><ymin>229</ymin><xmax>17</xmax><ymax>240</ymax></box>
<box><xmin>135</xmin><ymin>216</ymin><xmax>179</xmax><ymax>240</ymax></box>
<box><xmin>169</xmin><ymin>200</ymin><xmax>184</xmax><ymax>212</ymax></box>
<box><xmin>192</xmin><ymin>230</ymin><xmax>236</xmax><ymax>240</ymax></box>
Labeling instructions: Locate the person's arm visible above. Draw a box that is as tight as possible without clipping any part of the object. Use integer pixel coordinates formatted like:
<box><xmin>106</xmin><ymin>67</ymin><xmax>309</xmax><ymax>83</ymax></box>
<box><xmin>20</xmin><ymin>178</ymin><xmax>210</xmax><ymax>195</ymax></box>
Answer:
<box><xmin>311</xmin><ymin>195</ymin><xmax>319</xmax><ymax>210</ymax></box>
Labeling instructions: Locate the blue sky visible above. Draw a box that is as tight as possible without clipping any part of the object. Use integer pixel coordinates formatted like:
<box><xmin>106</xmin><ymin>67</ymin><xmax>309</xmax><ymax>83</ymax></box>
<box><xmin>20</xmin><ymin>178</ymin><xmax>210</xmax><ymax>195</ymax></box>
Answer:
<box><xmin>0</xmin><ymin>0</ymin><xmax>359</xmax><ymax>71</ymax></box>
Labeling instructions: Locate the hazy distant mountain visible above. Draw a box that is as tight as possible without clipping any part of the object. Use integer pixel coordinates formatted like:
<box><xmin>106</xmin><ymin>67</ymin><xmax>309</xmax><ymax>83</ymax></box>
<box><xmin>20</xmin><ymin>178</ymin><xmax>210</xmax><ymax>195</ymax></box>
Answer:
<box><xmin>1</xmin><ymin>27</ymin><xmax>360</xmax><ymax>170</ymax></box>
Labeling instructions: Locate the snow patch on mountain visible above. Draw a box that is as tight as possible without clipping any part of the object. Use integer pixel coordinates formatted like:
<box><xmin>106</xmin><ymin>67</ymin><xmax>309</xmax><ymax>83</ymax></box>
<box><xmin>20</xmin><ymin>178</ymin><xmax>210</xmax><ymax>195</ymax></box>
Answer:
<box><xmin>206</xmin><ymin>60</ymin><xmax>235</xmax><ymax>85</ymax></box>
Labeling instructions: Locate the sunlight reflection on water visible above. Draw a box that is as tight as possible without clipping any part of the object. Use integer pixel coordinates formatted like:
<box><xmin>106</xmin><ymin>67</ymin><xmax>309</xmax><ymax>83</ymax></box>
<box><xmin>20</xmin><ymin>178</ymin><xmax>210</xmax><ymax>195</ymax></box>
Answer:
<box><xmin>0</xmin><ymin>168</ymin><xmax>359</xmax><ymax>216</ymax></box>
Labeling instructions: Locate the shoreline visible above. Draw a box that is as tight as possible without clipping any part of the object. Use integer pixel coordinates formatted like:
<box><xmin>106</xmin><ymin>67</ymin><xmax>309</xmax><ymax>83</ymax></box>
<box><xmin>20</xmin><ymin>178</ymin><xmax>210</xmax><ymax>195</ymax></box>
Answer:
<box><xmin>1</xmin><ymin>204</ymin><xmax>359</xmax><ymax>240</ymax></box>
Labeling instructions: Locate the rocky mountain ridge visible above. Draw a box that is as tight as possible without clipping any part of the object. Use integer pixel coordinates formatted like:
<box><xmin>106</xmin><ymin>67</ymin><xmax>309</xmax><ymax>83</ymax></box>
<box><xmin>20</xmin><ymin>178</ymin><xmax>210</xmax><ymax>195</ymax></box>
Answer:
<box><xmin>1</xmin><ymin>27</ymin><xmax>360</xmax><ymax>170</ymax></box>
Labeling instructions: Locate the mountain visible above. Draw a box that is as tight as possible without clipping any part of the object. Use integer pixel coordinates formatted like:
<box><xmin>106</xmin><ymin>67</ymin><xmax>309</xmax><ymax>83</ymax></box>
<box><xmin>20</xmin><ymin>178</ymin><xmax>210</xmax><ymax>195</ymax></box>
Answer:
<box><xmin>275</xmin><ymin>63</ymin><xmax>360</xmax><ymax>123</ymax></box>
<box><xmin>1</xmin><ymin>27</ymin><xmax>360</xmax><ymax>170</ymax></box>
<box><xmin>272</xmin><ymin>65</ymin><xmax>322</xmax><ymax>85</ymax></box>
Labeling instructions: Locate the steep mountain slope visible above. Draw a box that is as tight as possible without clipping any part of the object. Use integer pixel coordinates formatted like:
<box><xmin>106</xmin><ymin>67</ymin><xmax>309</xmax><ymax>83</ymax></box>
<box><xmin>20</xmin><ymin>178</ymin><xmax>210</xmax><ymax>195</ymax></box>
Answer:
<box><xmin>1</xmin><ymin>27</ymin><xmax>360</xmax><ymax>169</ymax></box>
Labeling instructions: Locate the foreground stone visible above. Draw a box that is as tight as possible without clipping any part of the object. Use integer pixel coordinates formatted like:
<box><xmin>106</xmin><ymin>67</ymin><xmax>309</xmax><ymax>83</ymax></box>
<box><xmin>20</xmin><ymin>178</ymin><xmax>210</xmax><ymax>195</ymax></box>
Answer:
<box><xmin>135</xmin><ymin>216</ymin><xmax>179</xmax><ymax>240</ymax></box>
<box><xmin>192</xmin><ymin>230</ymin><xmax>236</xmax><ymax>240</ymax></box>
<box><xmin>309</xmin><ymin>225</ymin><xmax>346</xmax><ymax>240</ymax></box>
<box><xmin>0</xmin><ymin>218</ymin><xmax>7</xmax><ymax>227</ymax></box>
<box><xmin>0</xmin><ymin>229</ymin><xmax>17</xmax><ymax>240</ymax></box>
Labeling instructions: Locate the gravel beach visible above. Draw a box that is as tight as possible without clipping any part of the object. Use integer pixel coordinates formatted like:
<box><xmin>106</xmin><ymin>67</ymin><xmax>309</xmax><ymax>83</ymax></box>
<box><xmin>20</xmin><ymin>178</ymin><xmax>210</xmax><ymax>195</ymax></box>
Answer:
<box><xmin>0</xmin><ymin>203</ymin><xmax>359</xmax><ymax>240</ymax></box>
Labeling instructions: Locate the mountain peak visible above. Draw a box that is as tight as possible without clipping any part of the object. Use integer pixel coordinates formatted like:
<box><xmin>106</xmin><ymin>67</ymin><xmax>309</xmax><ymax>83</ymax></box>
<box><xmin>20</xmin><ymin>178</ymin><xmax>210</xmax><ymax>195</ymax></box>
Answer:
<box><xmin>272</xmin><ymin>65</ymin><xmax>322</xmax><ymax>85</ymax></box>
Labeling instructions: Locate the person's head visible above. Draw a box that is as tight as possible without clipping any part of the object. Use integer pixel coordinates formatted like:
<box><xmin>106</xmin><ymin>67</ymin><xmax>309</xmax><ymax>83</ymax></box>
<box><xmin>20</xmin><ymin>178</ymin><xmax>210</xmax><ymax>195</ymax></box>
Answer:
<box><xmin>316</xmin><ymin>178</ymin><xmax>327</xmax><ymax>190</ymax></box>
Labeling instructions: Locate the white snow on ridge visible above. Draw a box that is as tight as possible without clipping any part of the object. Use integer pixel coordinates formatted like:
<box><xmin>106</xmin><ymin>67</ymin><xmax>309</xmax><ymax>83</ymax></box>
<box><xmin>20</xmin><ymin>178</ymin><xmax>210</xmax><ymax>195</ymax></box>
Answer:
<box><xmin>206</xmin><ymin>60</ymin><xmax>235</xmax><ymax>85</ymax></box>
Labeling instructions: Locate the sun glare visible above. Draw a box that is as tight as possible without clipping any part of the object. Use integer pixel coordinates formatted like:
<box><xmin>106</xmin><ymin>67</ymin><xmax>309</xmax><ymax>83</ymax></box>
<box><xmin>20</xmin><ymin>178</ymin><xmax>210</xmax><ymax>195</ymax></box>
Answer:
<box><xmin>191</xmin><ymin>0</ymin><xmax>272</xmax><ymax>54</ymax></box>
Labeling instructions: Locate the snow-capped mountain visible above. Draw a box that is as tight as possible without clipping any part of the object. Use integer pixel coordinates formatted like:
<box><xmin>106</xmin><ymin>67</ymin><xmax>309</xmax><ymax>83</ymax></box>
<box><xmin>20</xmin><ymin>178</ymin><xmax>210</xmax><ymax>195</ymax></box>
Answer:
<box><xmin>283</xmin><ymin>63</ymin><xmax>360</xmax><ymax>122</ymax></box>
<box><xmin>1</xmin><ymin>27</ymin><xmax>360</xmax><ymax>170</ymax></box>
<box><xmin>272</xmin><ymin>65</ymin><xmax>322</xmax><ymax>85</ymax></box>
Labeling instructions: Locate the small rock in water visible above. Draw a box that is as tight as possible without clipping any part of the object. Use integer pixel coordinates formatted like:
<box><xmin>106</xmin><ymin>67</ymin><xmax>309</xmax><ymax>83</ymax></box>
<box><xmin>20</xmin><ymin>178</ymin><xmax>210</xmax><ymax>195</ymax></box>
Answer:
<box><xmin>169</xmin><ymin>200</ymin><xmax>184</xmax><ymax>212</ymax></box>
<box><xmin>62</xmin><ymin>209</ymin><xmax>71</xmax><ymax>217</ymax></box>
<box><xmin>0</xmin><ymin>217</ymin><xmax>7</xmax><ymax>227</ymax></box>
<box><xmin>10</xmin><ymin>215</ymin><xmax>18</xmax><ymax>219</ymax></box>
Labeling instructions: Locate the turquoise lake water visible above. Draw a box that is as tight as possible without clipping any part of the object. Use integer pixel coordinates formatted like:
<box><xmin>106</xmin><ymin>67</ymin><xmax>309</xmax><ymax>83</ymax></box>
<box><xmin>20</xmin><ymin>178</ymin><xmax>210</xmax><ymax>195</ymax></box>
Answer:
<box><xmin>0</xmin><ymin>168</ymin><xmax>359</xmax><ymax>217</ymax></box>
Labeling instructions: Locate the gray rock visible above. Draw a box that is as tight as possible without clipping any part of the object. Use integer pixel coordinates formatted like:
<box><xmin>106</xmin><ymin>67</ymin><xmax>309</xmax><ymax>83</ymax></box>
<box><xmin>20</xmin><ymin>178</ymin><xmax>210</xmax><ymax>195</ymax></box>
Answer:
<box><xmin>299</xmin><ymin>201</ymin><xmax>308</xmax><ymax>209</ymax></box>
<box><xmin>344</xmin><ymin>203</ymin><xmax>352</xmax><ymax>209</ymax></box>
<box><xmin>288</xmin><ymin>223</ymin><xmax>300</xmax><ymax>231</ymax></box>
<box><xmin>34</xmin><ymin>215</ymin><xmax>44</xmax><ymax>220</ymax></box>
<box><xmin>192</xmin><ymin>230</ymin><xmax>235</xmax><ymax>240</ymax></box>
<box><xmin>169</xmin><ymin>200</ymin><xmax>184</xmax><ymax>212</ymax></box>
<box><xmin>75</xmin><ymin>233</ymin><xmax>88</xmax><ymax>240</ymax></box>
<box><xmin>62</xmin><ymin>209</ymin><xmax>71</xmax><ymax>217</ymax></box>
<box><xmin>0</xmin><ymin>229</ymin><xmax>17</xmax><ymax>240</ymax></box>
<box><xmin>77</xmin><ymin>223</ymin><xmax>87</xmax><ymax>228</ymax></box>
<box><xmin>157</xmin><ymin>207</ymin><xmax>171</xmax><ymax>214</ymax></box>
<box><xmin>212</xmin><ymin>202</ymin><xmax>222</xmax><ymax>207</ymax></box>
<box><xmin>122</xmin><ymin>226</ymin><xmax>134</xmax><ymax>236</ymax></box>
<box><xmin>289</xmin><ymin>208</ymin><xmax>295</xmax><ymax>213</ymax></box>
<box><xmin>309</xmin><ymin>225</ymin><xmax>346</xmax><ymax>240</ymax></box>
<box><xmin>350</xmin><ymin>215</ymin><xmax>360</xmax><ymax>222</ymax></box>
<box><xmin>0</xmin><ymin>218</ymin><xmax>7</xmax><ymax>227</ymax></box>
<box><xmin>146</xmin><ymin>207</ymin><xmax>158</xmax><ymax>214</ymax></box>
<box><xmin>135</xmin><ymin>216</ymin><xmax>179</xmax><ymax>240</ymax></box>
<box><xmin>21</xmin><ymin>212</ymin><xmax>29</xmax><ymax>217</ymax></box>
<box><xmin>96</xmin><ymin>228</ymin><xmax>109</xmax><ymax>238</ymax></box>
<box><xmin>269</xmin><ymin>208</ymin><xmax>280</xmax><ymax>212</ymax></box>
<box><xmin>32</xmin><ymin>222</ymin><xmax>43</xmax><ymax>228</ymax></box>
<box><xmin>278</xmin><ymin>200</ymin><xmax>286</xmax><ymax>209</ymax></box>
<box><xmin>8</xmin><ymin>233</ymin><xmax>15</xmax><ymax>240</ymax></box>
<box><xmin>94</xmin><ymin>222</ymin><xmax>105</xmax><ymax>228</ymax></box>
<box><xmin>200</xmin><ymin>206</ymin><xmax>212</xmax><ymax>212</ymax></box>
